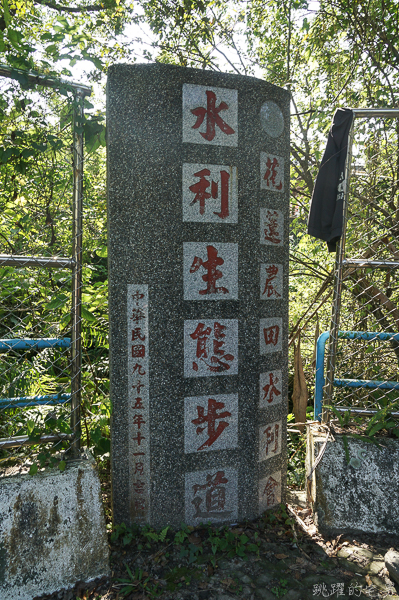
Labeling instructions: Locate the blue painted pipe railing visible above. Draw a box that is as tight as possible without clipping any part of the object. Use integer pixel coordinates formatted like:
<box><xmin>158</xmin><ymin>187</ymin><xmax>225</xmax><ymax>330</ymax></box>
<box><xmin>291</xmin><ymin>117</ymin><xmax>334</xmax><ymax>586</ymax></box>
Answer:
<box><xmin>0</xmin><ymin>338</ymin><xmax>71</xmax><ymax>407</ymax></box>
<box><xmin>0</xmin><ymin>394</ymin><xmax>71</xmax><ymax>409</ymax></box>
<box><xmin>314</xmin><ymin>331</ymin><xmax>399</xmax><ymax>422</ymax></box>
<box><xmin>0</xmin><ymin>338</ymin><xmax>71</xmax><ymax>351</ymax></box>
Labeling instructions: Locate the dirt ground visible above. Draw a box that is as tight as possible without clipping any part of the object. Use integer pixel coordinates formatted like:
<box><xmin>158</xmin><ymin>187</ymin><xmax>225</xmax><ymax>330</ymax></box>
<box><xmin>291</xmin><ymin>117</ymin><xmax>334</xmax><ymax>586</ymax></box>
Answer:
<box><xmin>36</xmin><ymin>463</ymin><xmax>399</xmax><ymax>600</ymax></box>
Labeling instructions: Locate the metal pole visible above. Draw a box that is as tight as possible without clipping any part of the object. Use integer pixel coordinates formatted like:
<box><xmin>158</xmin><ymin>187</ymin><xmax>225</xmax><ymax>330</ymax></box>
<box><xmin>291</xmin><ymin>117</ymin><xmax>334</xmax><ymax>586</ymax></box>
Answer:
<box><xmin>70</xmin><ymin>91</ymin><xmax>84</xmax><ymax>456</ymax></box>
<box><xmin>0</xmin><ymin>63</ymin><xmax>91</xmax><ymax>97</ymax></box>
<box><xmin>352</xmin><ymin>109</ymin><xmax>399</xmax><ymax>118</ymax></box>
<box><xmin>0</xmin><ymin>254</ymin><xmax>74</xmax><ymax>268</ymax></box>
<box><xmin>323</xmin><ymin>119</ymin><xmax>355</xmax><ymax>422</ymax></box>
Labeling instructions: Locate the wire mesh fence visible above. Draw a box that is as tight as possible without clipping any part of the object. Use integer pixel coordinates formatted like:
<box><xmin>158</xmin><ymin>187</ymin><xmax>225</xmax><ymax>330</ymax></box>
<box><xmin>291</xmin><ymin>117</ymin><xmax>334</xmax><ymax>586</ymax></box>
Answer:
<box><xmin>324</xmin><ymin>111</ymin><xmax>399</xmax><ymax>426</ymax></box>
<box><xmin>0</xmin><ymin>70</ymin><xmax>90</xmax><ymax>473</ymax></box>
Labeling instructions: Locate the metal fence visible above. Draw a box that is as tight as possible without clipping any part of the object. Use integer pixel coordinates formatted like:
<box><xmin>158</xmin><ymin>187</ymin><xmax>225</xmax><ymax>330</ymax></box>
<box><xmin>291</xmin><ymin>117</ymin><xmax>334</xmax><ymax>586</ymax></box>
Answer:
<box><xmin>0</xmin><ymin>66</ymin><xmax>91</xmax><ymax>472</ymax></box>
<box><xmin>322</xmin><ymin>109</ymin><xmax>399</xmax><ymax>424</ymax></box>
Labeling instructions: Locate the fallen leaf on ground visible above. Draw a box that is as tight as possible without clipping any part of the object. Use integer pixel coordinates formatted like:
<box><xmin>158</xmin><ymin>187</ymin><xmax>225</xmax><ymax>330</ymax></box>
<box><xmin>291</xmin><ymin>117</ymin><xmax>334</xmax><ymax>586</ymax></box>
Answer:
<box><xmin>276</xmin><ymin>554</ymin><xmax>289</xmax><ymax>560</ymax></box>
<box><xmin>188</xmin><ymin>534</ymin><xmax>202</xmax><ymax>546</ymax></box>
<box><xmin>221</xmin><ymin>578</ymin><xmax>238</xmax><ymax>589</ymax></box>
<box><xmin>365</xmin><ymin>574</ymin><xmax>372</xmax><ymax>586</ymax></box>
<box><xmin>198</xmin><ymin>582</ymin><xmax>208</xmax><ymax>589</ymax></box>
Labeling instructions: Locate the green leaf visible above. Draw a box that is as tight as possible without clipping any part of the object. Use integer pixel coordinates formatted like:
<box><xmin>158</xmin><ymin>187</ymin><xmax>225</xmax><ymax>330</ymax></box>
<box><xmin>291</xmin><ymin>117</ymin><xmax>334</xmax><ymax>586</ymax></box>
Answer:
<box><xmin>96</xmin><ymin>245</ymin><xmax>108</xmax><ymax>257</ymax></box>
<box><xmin>29</xmin><ymin>463</ymin><xmax>38</xmax><ymax>475</ymax></box>
<box><xmin>45</xmin><ymin>293</ymin><xmax>68</xmax><ymax>310</ymax></box>
<box><xmin>368</xmin><ymin>422</ymin><xmax>385</xmax><ymax>437</ymax></box>
<box><xmin>3</xmin><ymin>0</ymin><xmax>11</xmax><ymax>27</ymax></box>
<box><xmin>58</xmin><ymin>460</ymin><xmax>66</xmax><ymax>472</ymax></box>
<box><xmin>8</xmin><ymin>29</ymin><xmax>23</xmax><ymax>50</ymax></box>
<box><xmin>81</xmin><ymin>305</ymin><xmax>96</xmax><ymax>321</ymax></box>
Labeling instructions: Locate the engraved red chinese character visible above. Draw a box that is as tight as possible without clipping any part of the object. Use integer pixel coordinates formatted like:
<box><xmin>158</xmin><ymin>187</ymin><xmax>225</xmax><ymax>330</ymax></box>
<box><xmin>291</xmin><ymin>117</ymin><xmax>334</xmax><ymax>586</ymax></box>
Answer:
<box><xmin>189</xmin><ymin>169</ymin><xmax>230</xmax><ymax>219</ymax></box>
<box><xmin>131</xmin><ymin>291</ymin><xmax>144</xmax><ymax>301</ymax></box>
<box><xmin>133</xmin><ymin>414</ymin><xmax>146</xmax><ymax>429</ymax></box>
<box><xmin>192</xmin><ymin>398</ymin><xmax>231</xmax><ymax>451</ymax></box>
<box><xmin>132</xmin><ymin>363</ymin><xmax>146</xmax><ymax>376</ymax></box>
<box><xmin>132</xmin><ymin>344</ymin><xmax>145</xmax><ymax>358</ymax></box>
<box><xmin>262</xmin><ymin>372</ymin><xmax>281</xmax><ymax>404</ymax></box>
<box><xmin>134</xmin><ymin>462</ymin><xmax>144</xmax><ymax>475</ymax></box>
<box><xmin>130</xmin><ymin>307</ymin><xmax>146</xmax><ymax>323</ymax></box>
<box><xmin>263</xmin><ymin>325</ymin><xmax>280</xmax><ymax>347</ymax></box>
<box><xmin>262</xmin><ymin>265</ymin><xmax>281</xmax><ymax>298</ymax></box>
<box><xmin>191</xmin><ymin>90</ymin><xmax>235</xmax><ymax>142</ymax></box>
<box><xmin>263</xmin><ymin>209</ymin><xmax>281</xmax><ymax>244</ymax></box>
<box><xmin>133</xmin><ymin>431</ymin><xmax>145</xmax><ymax>445</ymax></box>
<box><xmin>192</xmin><ymin>470</ymin><xmax>232</xmax><ymax>518</ymax></box>
<box><xmin>133</xmin><ymin>480</ymin><xmax>145</xmax><ymax>495</ymax></box>
<box><xmin>263</xmin><ymin>476</ymin><xmax>279</xmax><ymax>507</ymax></box>
<box><xmin>264</xmin><ymin>157</ymin><xmax>282</xmax><ymax>190</ymax></box>
<box><xmin>262</xmin><ymin>424</ymin><xmax>280</xmax><ymax>457</ymax></box>
<box><xmin>133</xmin><ymin>397</ymin><xmax>144</xmax><ymax>409</ymax></box>
<box><xmin>190</xmin><ymin>245</ymin><xmax>229</xmax><ymax>295</ymax></box>
<box><xmin>132</xmin><ymin>380</ymin><xmax>145</xmax><ymax>393</ymax></box>
<box><xmin>190</xmin><ymin>322</ymin><xmax>234</xmax><ymax>372</ymax></box>
<box><xmin>131</xmin><ymin>327</ymin><xmax>145</xmax><ymax>341</ymax></box>
<box><xmin>134</xmin><ymin>498</ymin><xmax>146</xmax><ymax>512</ymax></box>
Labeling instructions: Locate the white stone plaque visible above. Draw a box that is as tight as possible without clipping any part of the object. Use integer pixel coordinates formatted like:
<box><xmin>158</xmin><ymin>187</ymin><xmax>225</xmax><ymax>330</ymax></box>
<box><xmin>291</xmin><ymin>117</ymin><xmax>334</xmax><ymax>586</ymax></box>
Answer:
<box><xmin>260</xmin><ymin>153</ymin><xmax>284</xmax><ymax>192</ymax></box>
<box><xmin>260</xmin><ymin>318</ymin><xmax>282</xmax><ymax>354</ymax></box>
<box><xmin>183</xmin><ymin>242</ymin><xmax>238</xmax><ymax>300</ymax></box>
<box><xmin>259</xmin><ymin>471</ymin><xmax>282</xmax><ymax>511</ymax></box>
<box><xmin>182</xmin><ymin>83</ymin><xmax>238</xmax><ymax>147</ymax></box>
<box><xmin>260</xmin><ymin>208</ymin><xmax>284</xmax><ymax>246</ymax></box>
<box><xmin>260</xmin><ymin>263</ymin><xmax>283</xmax><ymax>300</ymax></box>
<box><xmin>183</xmin><ymin>163</ymin><xmax>238</xmax><ymax>223</ymax></box>
<box><xmin>259</xmin><ymin>421</ymin><xmax>282</xmax><ymax>462</ymax></box>
<box><xmin>127</xmin><ymin>284</ymin><xmax>150</xmax><ymax>521</ymax></box>
<box><xmin>184</xmin><ymin>319</ymin><xmax>238</xmax><ymax>378</ymax></box>
<box><xmin>185</xmin><ymin>467</ymin><xmax>238</xmax><ymax>524</ymax></box>
<box><xmin>184</xmin><ymin>393</ymin><xmax>238</xmax><ymax>453</ymax></box>
<box><xmin>259</xmin><ymin>370</ymin><xmax>282</xmax><ymax>408</ymax></box>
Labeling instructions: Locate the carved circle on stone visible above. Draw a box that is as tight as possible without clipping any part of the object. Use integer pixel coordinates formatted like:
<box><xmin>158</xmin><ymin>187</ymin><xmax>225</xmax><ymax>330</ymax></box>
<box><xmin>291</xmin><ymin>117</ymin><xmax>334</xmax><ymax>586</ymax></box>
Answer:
<box><xmin>260</xmin><ymin>101</ymin><xmax>284</xmax><ymax>138</ymax></box>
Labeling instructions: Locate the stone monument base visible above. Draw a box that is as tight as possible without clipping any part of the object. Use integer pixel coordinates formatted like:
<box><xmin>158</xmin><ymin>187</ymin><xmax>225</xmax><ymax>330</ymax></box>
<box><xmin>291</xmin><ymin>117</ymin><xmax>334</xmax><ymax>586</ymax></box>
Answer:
<box><xmin>0</xmin><ymin>451</ymin><xmax>110</xmax><ymax>600</ymax></box>
<box><xmin>306</xmin><ymin>424</ymin><xmax>399</xmax><ymax>536</ymax></box>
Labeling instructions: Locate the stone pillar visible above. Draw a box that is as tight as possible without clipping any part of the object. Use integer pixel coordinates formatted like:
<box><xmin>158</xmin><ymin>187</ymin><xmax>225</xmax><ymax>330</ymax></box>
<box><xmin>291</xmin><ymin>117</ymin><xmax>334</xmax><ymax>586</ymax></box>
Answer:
<box><xmin>107</xmin><ymin>63</ymin><xmax>290</xmax><ymax>528</ymax></box>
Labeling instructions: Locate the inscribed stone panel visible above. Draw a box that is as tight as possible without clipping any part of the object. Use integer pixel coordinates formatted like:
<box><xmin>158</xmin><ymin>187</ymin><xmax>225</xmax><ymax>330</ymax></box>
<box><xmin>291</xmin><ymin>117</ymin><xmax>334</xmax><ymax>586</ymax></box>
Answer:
<box><xmin>260</xmin><ymin>153</ymin><xmax>284</xmax><ymax>192</ymax></box>
<box><xmin>184</xmin><ymin>393</ymin><xmax>239</xmax><ymax>453</ymax></box>
<box><xmin>260</xmin><ymin>208</ymin><xmax>284</xmax><ymax>246</ymax></box>
<box><xmin>259</xmin><ymin>370</ymin><xmax>282</xmax><ymax>408</ymax></box>
<box><xmin>260</xmin><ymin>318</ymin><xmax>282</xmax><ymax>354</ymax></box>
<box><xmin>259</xmin><ymin>421</ymin><xmax>282</xmax><ymax>462</ymax></box>
<box><xmin>182</xmin><ymin>84</ymin><xmax>238</xmax><ymax>147</ymax></box>
<box><xmin>127</xmin><ymin>285</ymin><xmax>150</xmax><ymax>521</ymax></box>
<box><xmin>259</xmin><ymin>471</ymin><xmax>282</xmax><ymax>511</ymax></box>
<box><xmin>182</xmin><ymin>163</ymin><xmax>238</xmax><ymax>223</ymax></box>
<box><xmin>185</xmin><ymin>467</ymin><xmax>238</xmax><ymax>524</ymax></box>
<box><xmin>183</xmin><ymin>242</ymin><xmax>238</xmax><ymax>300</ymax></box>
<box><xmin>260</xmin><ymin>263</ymin><xmax>283</xmax><ymax>300</ymax></box>
<box><xmin>184</xmin><ymin>319</ymin><xmax>238</xmax><ymax>377</ymax></box>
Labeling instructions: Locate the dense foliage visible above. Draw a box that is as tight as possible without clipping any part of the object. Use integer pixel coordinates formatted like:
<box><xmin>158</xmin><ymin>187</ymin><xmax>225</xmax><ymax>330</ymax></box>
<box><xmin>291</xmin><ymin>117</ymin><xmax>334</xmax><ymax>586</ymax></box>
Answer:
<box><xmin>1</xmin><ymin>0</ymin><xmax>399</xmax><ymax>469</ymax></box>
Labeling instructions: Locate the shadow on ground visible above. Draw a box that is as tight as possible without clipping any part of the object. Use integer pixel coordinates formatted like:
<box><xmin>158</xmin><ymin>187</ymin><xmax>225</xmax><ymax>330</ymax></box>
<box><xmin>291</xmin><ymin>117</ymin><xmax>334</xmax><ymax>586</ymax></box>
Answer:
<box><xmin>37</xmin><ymin>480</ymin><xmax>399</xmax><ymax>600</ymax></box>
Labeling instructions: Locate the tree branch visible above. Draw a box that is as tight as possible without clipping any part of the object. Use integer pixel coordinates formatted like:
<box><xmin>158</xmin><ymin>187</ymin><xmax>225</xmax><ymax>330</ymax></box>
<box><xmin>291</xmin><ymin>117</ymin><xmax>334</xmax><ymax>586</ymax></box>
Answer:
<box><xmin>33</xmin><ymin>0</ymin><xmax>112</xmax><ymax>13</ymax></box>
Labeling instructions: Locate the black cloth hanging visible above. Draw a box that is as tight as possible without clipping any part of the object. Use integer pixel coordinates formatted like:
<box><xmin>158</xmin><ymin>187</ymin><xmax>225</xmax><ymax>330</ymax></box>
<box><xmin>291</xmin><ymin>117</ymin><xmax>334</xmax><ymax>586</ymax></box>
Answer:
<box><xmin>307</xmin><ymin>108</ymin><xmax>354</xmax><ymax>252</ymax></box>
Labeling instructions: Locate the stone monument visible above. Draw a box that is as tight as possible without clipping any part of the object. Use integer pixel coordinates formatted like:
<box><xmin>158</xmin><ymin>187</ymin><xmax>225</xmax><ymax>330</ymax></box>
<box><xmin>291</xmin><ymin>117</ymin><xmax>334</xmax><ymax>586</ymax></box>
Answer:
<box><xmin>107</xmin><ymin>63</ymin><xmax>290</xmax><ymax>528</ymax></box>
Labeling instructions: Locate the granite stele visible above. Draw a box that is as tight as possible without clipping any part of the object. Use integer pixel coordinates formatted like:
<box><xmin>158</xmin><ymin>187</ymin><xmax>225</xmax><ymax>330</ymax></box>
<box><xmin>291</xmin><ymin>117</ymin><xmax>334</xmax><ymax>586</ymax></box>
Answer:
<box><xmin>107</xmin><ymin>63</ymin><xmax>290</xmax><ymax>528</ymax></box>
